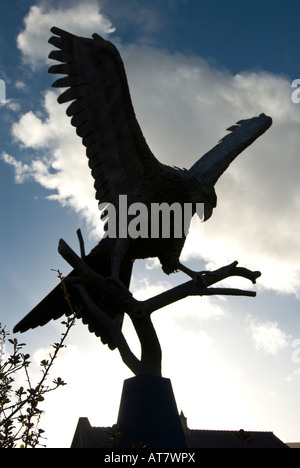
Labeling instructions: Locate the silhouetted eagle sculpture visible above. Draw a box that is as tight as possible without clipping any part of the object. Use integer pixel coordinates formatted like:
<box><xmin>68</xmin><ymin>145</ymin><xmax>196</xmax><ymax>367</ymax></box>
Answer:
<box><xmin>14</xmin><ymin>27</ymin><xmax>272</xmax><ymax>349</ymax></box>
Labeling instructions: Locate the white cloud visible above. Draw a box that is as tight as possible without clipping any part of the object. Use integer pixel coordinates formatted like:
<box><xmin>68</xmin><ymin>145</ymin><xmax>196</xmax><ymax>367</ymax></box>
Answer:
<box><xmin>174</xmin><ymin>296</ymin><xmax>228</xmax><ymax>328</ymax></box>
<box><xmin>246</xmin><ymin>315</ymin><xmax>290</xmax><ymax>355</ymax></box>
<box><xmin>3</xmin><ymin>90</ymin><xmax>100</xmax><ymax>237</ymax></box>
<box><xmin>17</xmin><ymin>1</ymin><xmax>115</xmax><ymax>70</ymax></box>
<box><xmin>130</xmin><ymin>276</ymin><xmax>171</xmax><ymax>301</ymax></box>
<box><xmin>1</xmin><ymin>152</ymin><xmax>32</xmax><ymax>183</ymax></box>
<box><xmin>3</xmin><ymin>99</ymin><xmax>21</xmax><ymax>112</ymax></box>
<box><xmin>15</xmin><ymin>80</ymin><xmax>26</xmax><ymax>90</ymax></box>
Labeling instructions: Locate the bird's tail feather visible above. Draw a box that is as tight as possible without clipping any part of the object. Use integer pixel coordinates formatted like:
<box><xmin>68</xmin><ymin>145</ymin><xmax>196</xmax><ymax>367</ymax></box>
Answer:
<box><xmin>14</xmin><ymin>238</ymin><xmax>133</xmax><ymax>350</ymax></box>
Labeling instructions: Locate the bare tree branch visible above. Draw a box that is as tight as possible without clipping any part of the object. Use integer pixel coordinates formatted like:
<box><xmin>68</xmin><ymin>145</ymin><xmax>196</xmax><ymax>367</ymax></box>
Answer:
<box><xmin>143</xmin><ymin>261</ymin><xmax>260</xmax><ymax>314</ymax></box>
<box><xmin>58</xmin><ymin>239</ymin><xmax>260</xmax><ymax>318</ymax></box>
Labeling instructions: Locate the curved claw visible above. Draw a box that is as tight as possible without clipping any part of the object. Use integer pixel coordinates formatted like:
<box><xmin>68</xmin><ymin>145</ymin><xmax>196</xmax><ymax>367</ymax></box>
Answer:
<box><xmin>192</xmin><ymin>271</ymin><xmax>208</xmax><ymax>287</ymax></box>
<box><xmin>177</xmin><ymin>262</ymin><xmax>210</xmax><ymax>287</ymax></box>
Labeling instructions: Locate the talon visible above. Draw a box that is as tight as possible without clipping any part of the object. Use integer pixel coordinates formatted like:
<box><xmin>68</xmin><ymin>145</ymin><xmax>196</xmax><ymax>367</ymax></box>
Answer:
<box><xmin>193</xmin><ymin>271</ymin><xmax>207</xmax><ymax>287</ymax></box>
<box><xmin>177</xmin><ymin>262</ymin><xmax>209</xmax><ymax>287</ymax></box>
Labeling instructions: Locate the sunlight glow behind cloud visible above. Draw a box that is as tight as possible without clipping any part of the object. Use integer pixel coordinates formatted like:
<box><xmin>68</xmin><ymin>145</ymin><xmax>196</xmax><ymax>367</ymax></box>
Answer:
<box><xmin>17</xmin><ymin>1</ymin><xmax>115</xmax><ymax>70</ymax></box>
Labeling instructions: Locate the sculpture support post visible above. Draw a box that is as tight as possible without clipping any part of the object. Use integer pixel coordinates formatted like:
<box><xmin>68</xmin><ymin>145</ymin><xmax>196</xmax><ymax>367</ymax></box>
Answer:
<box><xmin>117</xmin><ymin>374</ymin><xmax>187</xmax><ymax>448</ymax></box>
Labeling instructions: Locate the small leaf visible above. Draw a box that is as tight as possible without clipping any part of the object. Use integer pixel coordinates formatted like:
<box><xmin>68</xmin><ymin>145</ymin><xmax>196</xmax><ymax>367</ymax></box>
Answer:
<box><xmin>53</xmin><ymin>377</ymin><xmax>67</xmax><ymax>386</ymax></box>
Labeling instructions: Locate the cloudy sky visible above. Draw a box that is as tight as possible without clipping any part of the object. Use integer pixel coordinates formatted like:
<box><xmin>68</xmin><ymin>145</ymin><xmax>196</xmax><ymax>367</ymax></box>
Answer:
<box><xmin>1</xmin><ymin>0</ymin><xmax>300</xmax><ymax>448</ymax></box>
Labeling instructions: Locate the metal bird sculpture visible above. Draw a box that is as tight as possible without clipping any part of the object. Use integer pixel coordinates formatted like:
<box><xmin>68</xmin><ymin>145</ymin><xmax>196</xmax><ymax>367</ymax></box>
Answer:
<box><xmin>14</xmin><ymin>27</ymin><xmax>272</xmax><ymax>349</ymax></box>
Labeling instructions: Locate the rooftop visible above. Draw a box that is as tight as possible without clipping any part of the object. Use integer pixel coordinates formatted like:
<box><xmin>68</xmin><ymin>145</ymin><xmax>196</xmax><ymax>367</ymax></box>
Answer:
<box><xmin>71</xmin><ymin>416</ymin><xmax>289</xmax><ymax>449</ymax></box>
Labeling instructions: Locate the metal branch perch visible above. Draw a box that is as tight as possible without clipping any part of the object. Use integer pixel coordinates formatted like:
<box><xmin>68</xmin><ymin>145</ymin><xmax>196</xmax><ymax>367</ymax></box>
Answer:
<box><xmin>58</xmin><ymin>236</ymin><xmax>260</xmax><ymax>376</ymax></box>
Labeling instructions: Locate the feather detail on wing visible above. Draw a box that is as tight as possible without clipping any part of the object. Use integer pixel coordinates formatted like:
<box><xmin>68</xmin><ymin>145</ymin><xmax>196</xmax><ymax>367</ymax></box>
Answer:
<box><xmin>189</xmin><ymin>113</ymin><xmax>272</xmax><ymax>185</ymax></box>
<box><xmin>48</xmin><ymin>26</ymin><xmax>159</xmax><ymax>212</ymax></box>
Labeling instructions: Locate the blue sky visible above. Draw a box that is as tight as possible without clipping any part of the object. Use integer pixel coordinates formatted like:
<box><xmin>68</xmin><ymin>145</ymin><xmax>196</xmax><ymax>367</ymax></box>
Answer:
<box><xmin>1</xmin><ymin>0</ymin><xmax>300</xmax><ymax>448</ymax></box>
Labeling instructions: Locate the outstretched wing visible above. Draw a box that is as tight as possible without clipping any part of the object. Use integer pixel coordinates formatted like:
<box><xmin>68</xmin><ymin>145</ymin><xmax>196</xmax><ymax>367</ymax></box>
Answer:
<box><xmin>189</xmin><ymin>113</ymin><xmax>272</xmax><ymax>185</ymax></box>
<box><xmin>14</xmin><ymin>28</ymin><xmax>158</xmax><ymax>346</ymax></box>
<box><xmin>48</xmin><ymin>26</ymin><xmax>159</xmax><ymax>210</ymax></box>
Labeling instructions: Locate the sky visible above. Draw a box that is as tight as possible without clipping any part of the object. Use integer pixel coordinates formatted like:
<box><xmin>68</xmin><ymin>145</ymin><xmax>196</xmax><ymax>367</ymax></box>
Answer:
<box><xmin>0</xmin><ymin>0</ymin><xmax>300</xmax><ymax>448</ymax></box>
